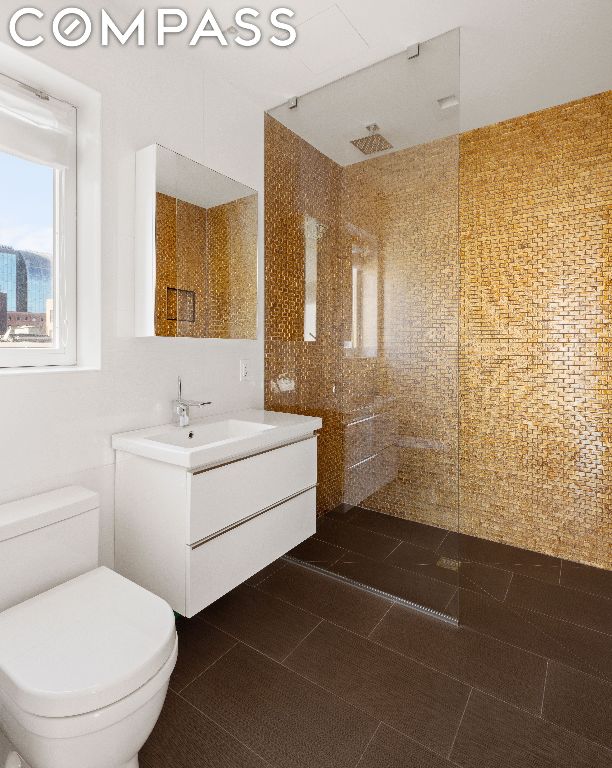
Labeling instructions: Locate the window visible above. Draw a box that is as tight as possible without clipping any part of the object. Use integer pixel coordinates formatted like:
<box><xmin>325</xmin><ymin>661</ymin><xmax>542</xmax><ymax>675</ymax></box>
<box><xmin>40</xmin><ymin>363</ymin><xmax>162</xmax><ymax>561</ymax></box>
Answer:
<box><xmin>0</xmin><ymin>71</ymin><xmax>77</xmax><ymax>367</ymax></box>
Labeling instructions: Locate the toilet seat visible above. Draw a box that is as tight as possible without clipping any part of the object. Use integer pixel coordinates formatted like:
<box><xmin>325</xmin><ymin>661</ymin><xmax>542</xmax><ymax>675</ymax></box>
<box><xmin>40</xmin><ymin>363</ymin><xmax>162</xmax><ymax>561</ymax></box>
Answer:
<box><xmin>0</xmin><ymin>567</ymin><xmax>176</xmax><ymax>719</ymax></box>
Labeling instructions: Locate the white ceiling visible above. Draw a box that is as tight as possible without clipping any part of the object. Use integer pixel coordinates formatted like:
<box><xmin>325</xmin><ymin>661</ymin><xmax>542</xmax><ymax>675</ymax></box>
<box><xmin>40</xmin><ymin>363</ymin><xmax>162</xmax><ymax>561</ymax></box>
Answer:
<box><xmin>129</xmin><ymin>0</ymin><xmax>611</xmax><ymax>136</ymax></box>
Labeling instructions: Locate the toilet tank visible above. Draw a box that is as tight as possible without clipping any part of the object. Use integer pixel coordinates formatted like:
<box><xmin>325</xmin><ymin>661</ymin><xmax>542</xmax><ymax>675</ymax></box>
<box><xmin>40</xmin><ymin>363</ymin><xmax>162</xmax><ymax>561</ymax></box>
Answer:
<box><xmin>0</xmin><ymin>486</ymin><xmax>100</xmax><ymax>612</ymax></box>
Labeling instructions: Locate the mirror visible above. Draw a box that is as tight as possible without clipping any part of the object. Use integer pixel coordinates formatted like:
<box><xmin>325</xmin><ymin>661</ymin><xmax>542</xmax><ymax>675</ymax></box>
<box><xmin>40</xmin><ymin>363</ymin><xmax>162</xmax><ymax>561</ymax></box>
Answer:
<box><xmin>134</xmin><ymin>144</ymin><xmax>258</xmax><ymax>339</ymax></box>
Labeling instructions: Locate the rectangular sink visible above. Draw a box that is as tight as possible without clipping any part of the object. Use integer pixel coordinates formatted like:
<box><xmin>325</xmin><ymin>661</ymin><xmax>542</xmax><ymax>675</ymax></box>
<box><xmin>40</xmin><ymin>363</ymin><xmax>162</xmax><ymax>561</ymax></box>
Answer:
<box><xmin>112</xmin><ymin>409</ymin><xmax>323</xmax><ymax>470</ymax></box>
<box><xmin>146</xmin><ymin>419</ymin><xmax>274</xmax><ymax>449</ymax></box>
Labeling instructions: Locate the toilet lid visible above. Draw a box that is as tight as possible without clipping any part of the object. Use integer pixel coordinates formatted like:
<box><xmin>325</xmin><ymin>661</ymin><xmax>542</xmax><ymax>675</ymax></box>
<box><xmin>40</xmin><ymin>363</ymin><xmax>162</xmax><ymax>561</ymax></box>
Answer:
<box><xmin>0</xmin><ymin>567</ymin><xmax>176</xmax><ymax>718</ymax></box>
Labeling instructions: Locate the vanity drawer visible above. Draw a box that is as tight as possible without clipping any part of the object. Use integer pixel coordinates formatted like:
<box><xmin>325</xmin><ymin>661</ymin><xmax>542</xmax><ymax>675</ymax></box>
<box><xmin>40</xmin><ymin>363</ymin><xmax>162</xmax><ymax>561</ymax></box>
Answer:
<box><xmin>187</xmin><ymin>437</ymin><xmax>317</xmax><ymax>544</ymax></box>
<box><xmin>186</xmin><ymin>488</ymin><xmax>316</xmax><ymax>616</ymax></box>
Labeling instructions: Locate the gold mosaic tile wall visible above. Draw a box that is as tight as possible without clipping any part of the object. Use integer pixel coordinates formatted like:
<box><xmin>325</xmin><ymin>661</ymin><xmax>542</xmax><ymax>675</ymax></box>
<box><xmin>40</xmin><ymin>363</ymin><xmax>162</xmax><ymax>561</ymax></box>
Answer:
<box><xmin>265</xmin><ymin>92</ymin><xmax>611</xmax><ymax>569</ymax></box>
<box><xmin>264</xmin><ymin>115</ymin><xmax>345</xmax><ymax>513</ymax></box>
<box><xmin>341</xmin><ymin>139</ymin><xmax>460</xmax><ymax>532</ymax></box>
<box><xmin>155</xmin><ymin>192</ymin><xmax>258</xmax><ymax>339</ymax></box>
<box><xmin>460</xmin><ymin>91</ymin><xmax>612</xmax><ymax>569</ymax></box>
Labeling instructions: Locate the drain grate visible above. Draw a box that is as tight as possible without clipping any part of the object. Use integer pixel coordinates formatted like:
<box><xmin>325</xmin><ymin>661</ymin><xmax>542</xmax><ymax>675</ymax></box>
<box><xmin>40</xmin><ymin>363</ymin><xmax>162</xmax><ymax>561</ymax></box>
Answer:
<box><xmin>436</xmin><ymin>556</ymin><xmax>460</xmax><ymax>571</ymax></box>
<box><xmin>284</xmin><ymin>555</ymin><xmax>458</xmax><ymax>625</ymax></box>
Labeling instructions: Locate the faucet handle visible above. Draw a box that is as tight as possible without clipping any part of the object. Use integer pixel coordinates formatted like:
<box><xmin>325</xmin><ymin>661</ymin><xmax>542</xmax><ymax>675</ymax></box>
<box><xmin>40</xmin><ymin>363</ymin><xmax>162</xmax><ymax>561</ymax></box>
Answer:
<box><xmin>176</xmin><ymin>376</ymin><xmax>211</xmax><ymax>407</ymax></box>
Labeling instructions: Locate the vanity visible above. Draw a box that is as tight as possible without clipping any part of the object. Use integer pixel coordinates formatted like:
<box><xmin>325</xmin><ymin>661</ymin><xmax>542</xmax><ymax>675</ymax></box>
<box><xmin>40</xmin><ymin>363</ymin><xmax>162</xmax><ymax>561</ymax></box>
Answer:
<box><xmin>112</xmin><ymin>410</ymin><xmax>321</xmax><ymax>617</ymax></box>
<box><xmin>117</xmin><ymin>146</ymin><xmax>318</xmax><ymax>616</ymax></box>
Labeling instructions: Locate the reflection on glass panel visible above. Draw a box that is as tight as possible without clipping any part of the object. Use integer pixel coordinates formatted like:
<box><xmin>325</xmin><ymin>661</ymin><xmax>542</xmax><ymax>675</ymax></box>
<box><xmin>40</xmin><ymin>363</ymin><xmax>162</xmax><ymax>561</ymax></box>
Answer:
<box><xmin>347</xmin><ymin>229</ymin><xmax>378</xmax><ymax>358</ymax></box>
<box><xmin>303</xmin><ymin>214</ymin><xmax>321</xmax><ymax>342</ymax></box>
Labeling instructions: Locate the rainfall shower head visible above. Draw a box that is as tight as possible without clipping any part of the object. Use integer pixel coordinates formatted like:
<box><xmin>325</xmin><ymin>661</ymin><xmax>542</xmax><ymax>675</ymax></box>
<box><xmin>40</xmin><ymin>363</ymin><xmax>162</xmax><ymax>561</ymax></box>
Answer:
<box><xmin>350</xmin><ymin>123</ymin><xmax>393</xmax><ymax>155</ymax></box>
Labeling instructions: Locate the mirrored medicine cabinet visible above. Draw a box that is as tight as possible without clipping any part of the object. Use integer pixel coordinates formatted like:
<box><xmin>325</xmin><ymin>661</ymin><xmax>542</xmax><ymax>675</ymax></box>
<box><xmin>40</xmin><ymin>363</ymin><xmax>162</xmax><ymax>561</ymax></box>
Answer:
<box><xmin>135</xmin><ymin>144</ymin><xmax>258</xmax><ymax>339</ymax></box>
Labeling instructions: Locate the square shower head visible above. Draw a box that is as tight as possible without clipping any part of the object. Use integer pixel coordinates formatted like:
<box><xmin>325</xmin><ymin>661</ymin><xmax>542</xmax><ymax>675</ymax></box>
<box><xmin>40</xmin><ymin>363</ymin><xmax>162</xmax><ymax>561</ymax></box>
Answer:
<box><xmin>351</xmin><ymin>132</ymin><xmax>393</xmax><ymax>155</ymax></box>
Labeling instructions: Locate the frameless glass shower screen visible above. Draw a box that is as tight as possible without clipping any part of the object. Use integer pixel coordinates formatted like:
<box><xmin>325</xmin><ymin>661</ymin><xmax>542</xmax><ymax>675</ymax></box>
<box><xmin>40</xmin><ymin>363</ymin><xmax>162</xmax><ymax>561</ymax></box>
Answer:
<box><xmin>264</xmin><ymin>29</ymin><xmax>461</xmax><ymax>618</ymax></box>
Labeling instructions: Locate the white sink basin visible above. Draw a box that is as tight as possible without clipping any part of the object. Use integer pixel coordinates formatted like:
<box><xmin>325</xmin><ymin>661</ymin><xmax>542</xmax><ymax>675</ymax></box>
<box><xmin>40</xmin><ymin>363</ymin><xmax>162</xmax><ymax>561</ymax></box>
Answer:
<box><xmin>146</xmin><ymin>419</ymin><xmax>275</xmax><ymax>448</ymax></box>
<box><xmin>112</xmin><ymin>409</ymin><xmax>322</xmax><ymax>470</ymax></box>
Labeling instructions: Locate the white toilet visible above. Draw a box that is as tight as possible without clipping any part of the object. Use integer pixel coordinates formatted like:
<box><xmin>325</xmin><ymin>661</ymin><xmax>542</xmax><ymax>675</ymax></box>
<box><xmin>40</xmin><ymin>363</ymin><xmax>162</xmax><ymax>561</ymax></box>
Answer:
<box><xmin>0</xmin><ymin>486</ymin><xmax>178</xmax><ymax>768</ymax></box>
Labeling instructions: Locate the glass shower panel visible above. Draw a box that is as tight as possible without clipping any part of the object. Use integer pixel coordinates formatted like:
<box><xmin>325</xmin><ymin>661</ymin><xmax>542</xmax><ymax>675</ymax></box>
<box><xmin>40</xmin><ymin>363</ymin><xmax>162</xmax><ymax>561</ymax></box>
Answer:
<box><xmin>265</xmin><ymin>29</ymin><xmax>460</xmax><ymax>618</ymax></box>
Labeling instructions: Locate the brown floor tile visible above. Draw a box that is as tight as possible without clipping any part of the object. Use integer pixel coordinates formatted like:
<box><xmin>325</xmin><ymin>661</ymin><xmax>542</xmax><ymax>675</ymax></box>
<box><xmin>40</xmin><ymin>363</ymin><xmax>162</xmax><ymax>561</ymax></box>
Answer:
<box><xmin>441</xmin><ymin>533</ymin><xmax>561</xmax><ymax>584</ymax></box>
<box><xmin>289</xmin><ymin>535</ymin><xmax>347</xmax><ymax>567</ymax></box>
<box><xmin>372</xmin><ymin>603</ymin><xmax>547</xmax><ymax>713</ymax></box>
<box><xmin>330</xmin><ymin>552</ymin><xmax>456</xmax><ymax>614</ymax></box>
<box><xmin>316</xmin><ymin>516</ymin><xmax>401</xmax><ymax>560</ymax></box>
<box><xmin>543</xmin><ymin>662</ymin><xmax>612</xmax><ymax>750</ymax></box>
<box><xmin>258</xmin><ymin>560</ymin><xmax>391</xmax><ymax>636</ymax></box>
<box><xmin>451</xmin><ymin>690</ymin><xmax>612</xmax><ymax>768</ymax></box>
<box><xmin>346</xmin><ymin>507</ymin><xmax>449</xmax><ymax>551</ymax></box>
<box><xmin>386</xmin><ymin>541</ymin><xmax>459</xmax><ymax>586</ymax></box>
<box><xmin>455</xmin><ymin>589</ymin><xmax>612</xmax><ymax>683</ymax></box>
<box><xmin>506</xmin><ymin>574</ymin><xmax>612</xmax><ymax>635</ymax></box>
<box><xmin>386</xmin><ymin>542</ymin><xmax>512</xmax><ymax>601</ymax></box>
<box><xmin>505</xmin><ymin>562</ymin><xmax>563</xmax><ymax>584</ymax></box>
<box><xmin>245</xmin><ymin>558</ymin><xmax>287</xmax><ymax>586</ymax></box>
<box><xmin>200</xmin><ymin>584</ymin><xmax>321</xmax><ymax>661</ymax></box>
<box><xmin>560</xmin><ymin>561</ymin><xmax>612</xmax><ymax>601</ymax></box>
<box><xmin>140</xmin><ymin>691</ymin><xmax>269</xmax><ymax>768</ymax></box>
<box><xmin>358</xmin><ymin>725</ymin><xmax>455</xmax><ymax>768</ymax></box>
<box><xmin>181</xmin><ymin>642</ymin><xmax>378</xmax><ymax>768</ymax></box>
<box><xmin>459</xmin><ymin>562</ymin><xmax>513</xmax><ymax>601</ymax></box>
<box><xmin>170</xmin><ymin>617</ymin><xmax>235</xmax><ymax>692</ymax></box>
<box><xmin>284</xmin><ymin>620</ymin><xmax>470</xmax><ymax>756</ymax></box>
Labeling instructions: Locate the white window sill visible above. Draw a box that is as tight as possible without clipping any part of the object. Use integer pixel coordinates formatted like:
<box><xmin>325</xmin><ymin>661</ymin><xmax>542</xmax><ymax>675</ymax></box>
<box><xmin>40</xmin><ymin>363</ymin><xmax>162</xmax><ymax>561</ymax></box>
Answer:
<box><xmin>0</xmin><ymin>365</ymin><xmax>100</xmax><ymax>376</ymax></box>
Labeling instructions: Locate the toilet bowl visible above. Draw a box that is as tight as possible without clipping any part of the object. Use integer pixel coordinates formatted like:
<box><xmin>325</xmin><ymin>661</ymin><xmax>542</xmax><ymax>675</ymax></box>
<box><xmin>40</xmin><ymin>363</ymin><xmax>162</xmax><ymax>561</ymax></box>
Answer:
<box><xmin>0</xmin><ymin>489</ymin><xmax>178</xmax><ymax>768</ymax></box>
<box><xmin>0</xmin><ymin>567</ymin><xmax>177</xmax><ymax>768</ymax></box>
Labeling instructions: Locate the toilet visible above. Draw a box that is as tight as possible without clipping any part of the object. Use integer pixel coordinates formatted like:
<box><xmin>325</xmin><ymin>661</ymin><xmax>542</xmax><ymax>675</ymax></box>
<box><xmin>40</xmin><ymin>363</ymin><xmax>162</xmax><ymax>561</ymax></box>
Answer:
<box><xmin>0</xmin><ymin>486</ymin><xmax>177</xmax><ymax>768</ymax></box>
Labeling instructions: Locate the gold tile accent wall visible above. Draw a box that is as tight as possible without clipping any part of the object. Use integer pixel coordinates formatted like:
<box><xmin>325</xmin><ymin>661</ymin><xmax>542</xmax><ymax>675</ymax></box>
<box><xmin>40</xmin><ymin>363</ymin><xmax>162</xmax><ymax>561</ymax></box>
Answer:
<box><xmin>460</xmin><ymin>91</ymin><xmax>612</xmax><ymax>569</ymax></box>
<box><xmin>341</xmin><ymin>139</ymin><xmax>460</xmax><ymax>532</ymax></box>
<box><xmin>155</xmin><ymin>192</ymin><xmax>258</xmax><ymax>339</ymax></box>
<box><xmin>265</xmin><ymin>91</ymin><xmax>612</xmax><ymax>569</ymax></box>
<box><xmin>264</xmin><ymin>114</ymin><xmax>345</xmax><ymax>513</ymax></box>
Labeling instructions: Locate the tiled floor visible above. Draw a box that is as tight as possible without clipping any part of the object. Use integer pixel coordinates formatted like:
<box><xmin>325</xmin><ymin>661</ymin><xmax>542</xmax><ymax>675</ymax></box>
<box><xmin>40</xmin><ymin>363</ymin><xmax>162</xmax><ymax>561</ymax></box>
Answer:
<box><xmin>141</xmin><ymin>507</ymin><xmax>612</xmax><ymax>767</ymax></box>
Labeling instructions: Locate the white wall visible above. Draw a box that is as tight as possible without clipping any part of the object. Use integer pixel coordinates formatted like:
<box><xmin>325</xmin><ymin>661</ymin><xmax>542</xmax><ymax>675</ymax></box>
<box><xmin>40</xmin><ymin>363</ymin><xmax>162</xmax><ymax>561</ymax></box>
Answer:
<box><xmin>0</xmin><ymin>12</ymin><xmax>265</xmax><ymax>566</ymax></box>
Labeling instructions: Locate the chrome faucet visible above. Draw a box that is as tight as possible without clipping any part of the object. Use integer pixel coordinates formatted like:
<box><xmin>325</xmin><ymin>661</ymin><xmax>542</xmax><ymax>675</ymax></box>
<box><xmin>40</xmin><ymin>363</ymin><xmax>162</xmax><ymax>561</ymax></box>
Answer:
<box><xmin>173</xmin><ymin>376</ymin><xmax>212</xmax><ymax>427</ymax></box>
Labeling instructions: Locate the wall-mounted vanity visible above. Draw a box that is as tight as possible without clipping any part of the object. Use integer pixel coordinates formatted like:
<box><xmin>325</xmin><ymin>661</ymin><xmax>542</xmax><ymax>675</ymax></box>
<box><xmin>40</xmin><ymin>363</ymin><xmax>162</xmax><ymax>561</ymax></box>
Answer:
<box><xmin>135</xmin><ymin>143</ymin><xmax>258</xmax><ymax>339</ymax></box>
<box><xmin>112</xmin><ymin>410</ymin><xmax>321</xmax><ymax>617</ymax></box>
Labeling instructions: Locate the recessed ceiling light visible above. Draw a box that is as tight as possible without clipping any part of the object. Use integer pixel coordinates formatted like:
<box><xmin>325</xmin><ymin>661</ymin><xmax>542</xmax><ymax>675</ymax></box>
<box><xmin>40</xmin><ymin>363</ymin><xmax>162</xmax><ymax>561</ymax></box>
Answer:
<box><xmin>225</xmin><ymin>25</ymin><xmax>238</xmax><ymax>35</ymax></box>
<box><xmin>437</xmin><ymin>94</ymin><xmax>459</xmax><ymax>110</ymax></box>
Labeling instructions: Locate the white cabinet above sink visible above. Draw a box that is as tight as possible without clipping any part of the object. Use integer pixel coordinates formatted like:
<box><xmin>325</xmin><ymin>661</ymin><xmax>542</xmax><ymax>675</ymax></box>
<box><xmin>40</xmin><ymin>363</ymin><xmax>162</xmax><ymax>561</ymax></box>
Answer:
<box><xmin>112</xmin><ymin>410</ymin><xmax>321</xmax><ymax>617</ymax></box>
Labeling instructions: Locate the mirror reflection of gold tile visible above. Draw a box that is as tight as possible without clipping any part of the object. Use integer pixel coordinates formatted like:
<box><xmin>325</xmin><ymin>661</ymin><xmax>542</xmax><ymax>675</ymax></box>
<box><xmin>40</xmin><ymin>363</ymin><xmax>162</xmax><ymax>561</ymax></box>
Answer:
<box><xmin>155</xmin><ymin>191</ymin><xmax>257</xmax><ymax>339</ymax></box>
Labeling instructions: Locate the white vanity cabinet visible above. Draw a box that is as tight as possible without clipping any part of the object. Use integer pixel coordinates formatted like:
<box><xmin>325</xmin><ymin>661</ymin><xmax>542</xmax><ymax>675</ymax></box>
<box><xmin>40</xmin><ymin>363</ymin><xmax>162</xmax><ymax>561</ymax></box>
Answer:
<box><xmin>114</xmin><ymin>431</ymin><xmax>318</xmax><ymax>617</ymax></box>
